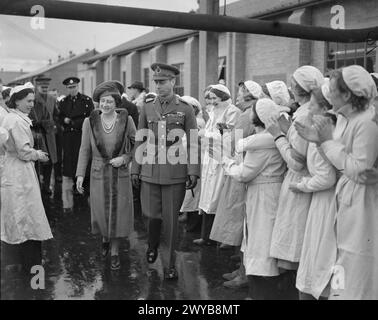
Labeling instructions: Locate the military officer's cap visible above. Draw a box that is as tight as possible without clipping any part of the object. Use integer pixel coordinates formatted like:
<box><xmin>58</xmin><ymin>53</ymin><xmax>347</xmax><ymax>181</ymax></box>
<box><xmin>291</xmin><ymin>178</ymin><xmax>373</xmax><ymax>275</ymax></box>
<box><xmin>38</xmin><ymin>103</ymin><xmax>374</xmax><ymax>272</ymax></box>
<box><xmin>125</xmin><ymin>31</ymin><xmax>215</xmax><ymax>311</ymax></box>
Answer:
<box><xmin>92</xmin><ymin>80</ymin><xmax>124</xmax><ymax>102</ymax></box>
<box><xmin>151</xmin><ymin>63</ymin><xmax>179</xmax><ymax>81</ymax></box>
<box><xmin>63</xmin><ymin>77</ymin><xmax>80</xmax><ymax>86</ymax></box>
<box><xmin>34</xmin><ymin>75</ymin><xmax>51</xmax><ymax>85</ymax></box>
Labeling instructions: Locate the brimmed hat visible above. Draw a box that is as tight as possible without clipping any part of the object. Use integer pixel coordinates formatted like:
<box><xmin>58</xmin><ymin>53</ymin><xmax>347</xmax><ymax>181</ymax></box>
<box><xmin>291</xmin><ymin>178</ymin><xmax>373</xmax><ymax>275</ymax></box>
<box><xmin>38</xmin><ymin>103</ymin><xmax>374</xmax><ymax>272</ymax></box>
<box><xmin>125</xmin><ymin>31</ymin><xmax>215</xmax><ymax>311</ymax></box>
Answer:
<box><xmin>63</xmin><ymin>77</ymin><xmax>80</xmax><ymax>86</ymax></box>
<box><xmin>127</xmin><ymin>81</ymin><xmax>145</xmax><ymax>91</ymax></box>
<box><xmin>151</xmin><ymin>63</ymin><xmax>179</xmax><ymax>81</ymax></box>
<box><xmin>93</xmin><ymin>80</ymin><xmax>124</xmax><ymax>102</ymax></box>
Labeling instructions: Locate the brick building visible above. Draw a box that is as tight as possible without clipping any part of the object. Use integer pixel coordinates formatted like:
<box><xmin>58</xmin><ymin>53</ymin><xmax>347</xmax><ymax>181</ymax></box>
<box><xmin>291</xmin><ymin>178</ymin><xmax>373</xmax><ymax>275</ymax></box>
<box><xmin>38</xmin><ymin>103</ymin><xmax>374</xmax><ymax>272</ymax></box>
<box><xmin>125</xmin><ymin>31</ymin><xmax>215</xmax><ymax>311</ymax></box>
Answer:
<box><xmin>78</xmin><ymin>0</ymin><xmax>378</xmax><ymax>100</ymax></box>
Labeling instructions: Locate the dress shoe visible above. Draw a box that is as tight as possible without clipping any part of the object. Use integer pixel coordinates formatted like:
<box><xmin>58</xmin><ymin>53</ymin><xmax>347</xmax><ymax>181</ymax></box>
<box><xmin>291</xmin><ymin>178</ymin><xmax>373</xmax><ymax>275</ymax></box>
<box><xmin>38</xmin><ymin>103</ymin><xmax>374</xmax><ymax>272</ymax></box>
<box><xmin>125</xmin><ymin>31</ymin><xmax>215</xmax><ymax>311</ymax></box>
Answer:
<box><xmin>164</xmin><ymin>267</ymin><xmax>178</xmax><ymax>280</ymax></box>
<box><xmin>111</xmin><ymin>255</ymin><xmax>120</xmax><ymax>270</ymax></box>
<box><xmin>222</xmin><ymin>269</ymin><xmax>240</xmax><ymax>281</ymax></box>
<box><xmin>146</xmin><ymin>247</ymin><xmax>158</xmax><ymax>264</ymax></box>
<box><xmin>223</xmin><ymin>275</ymin><xmax>249</xmax><ymax>289</ymax></box>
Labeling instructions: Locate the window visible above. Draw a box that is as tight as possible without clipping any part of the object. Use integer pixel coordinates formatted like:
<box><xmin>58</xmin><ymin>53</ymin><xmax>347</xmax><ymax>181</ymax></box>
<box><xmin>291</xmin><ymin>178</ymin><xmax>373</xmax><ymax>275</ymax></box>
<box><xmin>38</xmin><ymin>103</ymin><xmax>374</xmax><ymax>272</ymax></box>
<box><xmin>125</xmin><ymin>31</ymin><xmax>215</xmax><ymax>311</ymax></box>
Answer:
<box><xmin>218</xmin><ymin>56</ymin><xmax>227</xmax><ymax>82</ymax></box>
<box><xmin>172</xmin><ymin>63</ymin><xmax>184</xmax><ymax>96</ymax></box>
<box><xmin>143</xmin><ymin>68</ymin><xmax>150</xmax><ymax>91</ymax></box>
<box><xmin>326</xmin><ymin>41</ymin><xmax>376</xmax><ymax>75</ymax></box>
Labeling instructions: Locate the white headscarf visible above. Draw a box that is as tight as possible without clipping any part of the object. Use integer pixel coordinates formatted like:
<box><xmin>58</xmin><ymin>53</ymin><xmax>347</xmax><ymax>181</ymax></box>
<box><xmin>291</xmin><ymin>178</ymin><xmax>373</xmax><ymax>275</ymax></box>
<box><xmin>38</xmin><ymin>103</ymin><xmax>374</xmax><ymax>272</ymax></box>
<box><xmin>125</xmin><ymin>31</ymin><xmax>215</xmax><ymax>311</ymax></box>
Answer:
<box><xmin>9</xmin><ymin>82</ymin><xmax>34</xmax><ymax>98</ymax></box>
<box><xmin>266</xmin><ymin>80</ymin><xmax>290</xmax><ymax>106</ymax></box>
<box><xmin>244</xmin><ymin>80</ymin><xmax>264</xmax><ymax>99</ymax></box>
<box><xmin>211</xmin><ymin>84</ymin><xmax>231</xmax><ymax>97</ymax></box>
<box><xmin>321</xmin><ymin>78</ymin><xmax>332</xmax><ymax>105</ymax></box>
<box><xmin>293</xmin><ymin>66</ymin><xmax>324</xmax><ymax>93</ymax></box>
<box><xmin>342</xmin><ymin>65</ymin><xmax>377</xmax><ymax>101</ymax></box>
<box><xmin>255</xmin><ymin>98</ymin><xmax>290</xmax><ymax>126</ymax></box>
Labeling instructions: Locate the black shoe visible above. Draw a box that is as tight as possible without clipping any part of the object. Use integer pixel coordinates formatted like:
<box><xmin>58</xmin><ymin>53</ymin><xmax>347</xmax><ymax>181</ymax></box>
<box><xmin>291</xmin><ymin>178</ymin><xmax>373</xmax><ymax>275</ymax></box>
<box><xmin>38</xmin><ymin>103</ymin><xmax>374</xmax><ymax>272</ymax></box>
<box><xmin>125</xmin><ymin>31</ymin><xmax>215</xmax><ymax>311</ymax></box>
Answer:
<box><xmin>164</xmin><ymin>267</ymin><xmax>178</xmax><ymax>280</ymax></box>
<box><xmin>146</xmin><ymin>247</ymin><xmax>158</xmax><ymax>264</ymax></box>
<box><xmin>111</xmin><ymin>255</ymin><xmax>120</xmax><ymax>270</ymax></box>
<box><xmin>102</xmin><ymin>242</ymin><xmax>110</xmax><ymax>258</ymax></box>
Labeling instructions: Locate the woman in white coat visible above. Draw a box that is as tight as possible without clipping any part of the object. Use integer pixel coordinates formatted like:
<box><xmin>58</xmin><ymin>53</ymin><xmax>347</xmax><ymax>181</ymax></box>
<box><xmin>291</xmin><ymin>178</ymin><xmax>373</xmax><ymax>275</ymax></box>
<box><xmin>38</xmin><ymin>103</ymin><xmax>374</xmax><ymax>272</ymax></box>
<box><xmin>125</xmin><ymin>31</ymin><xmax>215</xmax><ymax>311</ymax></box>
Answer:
<box><xmin>1</xmin><ymin>83</ymin><xmax>53</xmax><ymax>275</ymax></box>
<box><xmin>217</xmin><ymin>98</ymin><xmax>287</xmax><ymax>299</ymax></box>
<box><xmin>292</xmin><ymin>82</ymin><xmax>338</xmax><ymax>300</ymax></box>
<box><xmin>266</xmin><ymin>67</ymin><xmax>324</xmax><ymax>284</ymax></box>
<box><xmin>298</xmin><ymin>65</ymin><xmax>378</xmax><ymax>300</ymax></box>
<box><xmin>196</xmin><ymin>84</ymin><xmax>241</xmax><ymax>245</ymax></box>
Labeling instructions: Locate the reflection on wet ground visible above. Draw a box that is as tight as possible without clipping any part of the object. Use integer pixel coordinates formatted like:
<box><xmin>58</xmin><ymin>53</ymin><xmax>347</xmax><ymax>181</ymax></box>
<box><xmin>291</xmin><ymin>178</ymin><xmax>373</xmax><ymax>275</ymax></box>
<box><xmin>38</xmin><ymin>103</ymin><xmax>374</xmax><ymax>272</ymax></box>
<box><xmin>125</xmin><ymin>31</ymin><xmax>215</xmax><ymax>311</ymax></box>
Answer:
<box><xmin>1</xmin><ymin>186</ymin><xmax>247</xmax><ymax>300</ymax></box>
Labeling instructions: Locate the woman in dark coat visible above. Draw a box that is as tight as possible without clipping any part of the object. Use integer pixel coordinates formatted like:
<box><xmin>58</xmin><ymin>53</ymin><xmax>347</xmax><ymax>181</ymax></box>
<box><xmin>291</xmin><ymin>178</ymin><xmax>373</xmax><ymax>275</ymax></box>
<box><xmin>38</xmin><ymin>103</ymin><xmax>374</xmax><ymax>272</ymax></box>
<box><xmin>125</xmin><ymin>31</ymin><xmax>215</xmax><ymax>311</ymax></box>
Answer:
<box><xmin>76</xmin><ymin>81</ymin><xmax>136</xmax><ymax>270</ymax></box>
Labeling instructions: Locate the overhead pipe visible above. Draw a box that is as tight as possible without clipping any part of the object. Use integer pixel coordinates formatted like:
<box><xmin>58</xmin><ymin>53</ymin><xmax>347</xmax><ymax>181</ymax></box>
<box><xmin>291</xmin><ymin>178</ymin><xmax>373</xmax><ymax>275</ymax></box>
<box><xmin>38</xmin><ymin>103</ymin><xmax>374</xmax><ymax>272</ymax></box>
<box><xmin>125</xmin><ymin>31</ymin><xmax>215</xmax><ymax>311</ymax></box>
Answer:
<box><xmin>0</xmin><ymin>0</ymin><xmax>377</xmax><ymax>43</ymax></box>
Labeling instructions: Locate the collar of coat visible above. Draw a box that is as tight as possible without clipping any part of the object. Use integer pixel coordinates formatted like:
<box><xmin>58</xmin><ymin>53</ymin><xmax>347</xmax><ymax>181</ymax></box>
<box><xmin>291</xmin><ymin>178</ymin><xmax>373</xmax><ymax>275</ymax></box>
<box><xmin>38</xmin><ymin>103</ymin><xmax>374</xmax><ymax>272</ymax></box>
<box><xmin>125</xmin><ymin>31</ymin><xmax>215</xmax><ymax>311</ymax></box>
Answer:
<box><xmin>89</xmin><ymin>109</ymin><xmax>129</xmax><ymax>160</ymax></box>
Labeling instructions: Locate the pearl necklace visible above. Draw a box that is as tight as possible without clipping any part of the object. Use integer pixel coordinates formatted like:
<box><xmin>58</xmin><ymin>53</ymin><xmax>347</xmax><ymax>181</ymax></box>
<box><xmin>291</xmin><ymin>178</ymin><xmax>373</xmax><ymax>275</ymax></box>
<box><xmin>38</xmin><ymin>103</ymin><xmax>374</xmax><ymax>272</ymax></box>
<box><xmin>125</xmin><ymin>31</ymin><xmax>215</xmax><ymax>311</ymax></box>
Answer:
<box><xmin>101</xmin><ymin>113</ymin><xmax>117</xmax><ymax>134</ymax></box>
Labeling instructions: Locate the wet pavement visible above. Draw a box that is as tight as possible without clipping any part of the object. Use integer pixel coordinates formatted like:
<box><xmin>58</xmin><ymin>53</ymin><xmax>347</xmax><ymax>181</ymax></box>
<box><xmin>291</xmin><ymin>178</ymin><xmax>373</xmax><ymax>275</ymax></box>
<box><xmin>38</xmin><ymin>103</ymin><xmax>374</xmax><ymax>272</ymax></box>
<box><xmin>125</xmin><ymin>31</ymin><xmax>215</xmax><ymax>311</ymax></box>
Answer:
<box><xmin>1</xmin><ymin>184</ymin><xmax>248</xmax><ymax>300</ymax></box>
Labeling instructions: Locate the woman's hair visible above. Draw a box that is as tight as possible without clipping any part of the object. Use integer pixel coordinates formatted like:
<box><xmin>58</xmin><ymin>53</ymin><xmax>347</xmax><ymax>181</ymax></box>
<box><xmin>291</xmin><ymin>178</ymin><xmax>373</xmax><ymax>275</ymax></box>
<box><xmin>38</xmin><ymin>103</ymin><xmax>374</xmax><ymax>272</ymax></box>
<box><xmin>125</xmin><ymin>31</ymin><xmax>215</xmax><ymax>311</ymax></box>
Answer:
<box><xmin>251</xmin><ymin>102</ymin><xmax>265</xmax><ymax>128</ymax></box>
<box><xmin>1</xmin><ymin>88</ymin><xmax>11</xmax><ymax>100</ymax></box>
<box><xmin>7</xmin><ymin>88</ymin><xmax>34</xmax><ymax>109</ymax></box>
<box><xmin>330</xmin><ymin>69</ymin><xmax>369</xmax><ymax>112</ymax></box>
<box><xmin>311</xmin><ymin>87</ymin><xmax>332</xmax><ymax>111</ymax></box>
<box><xmin>261</xmin><ymin>84</ymin><xmax>271</xmax><ymax>98</ymax></box>
<box><xmin>210</xmin><ymin>88</ymin><xmax>231</xmax><ymax>101</ymax></box>
<box><xmin>291</xmin><ymin>77</ymin><xmax>311</xmax><ymax>100</ymax></box>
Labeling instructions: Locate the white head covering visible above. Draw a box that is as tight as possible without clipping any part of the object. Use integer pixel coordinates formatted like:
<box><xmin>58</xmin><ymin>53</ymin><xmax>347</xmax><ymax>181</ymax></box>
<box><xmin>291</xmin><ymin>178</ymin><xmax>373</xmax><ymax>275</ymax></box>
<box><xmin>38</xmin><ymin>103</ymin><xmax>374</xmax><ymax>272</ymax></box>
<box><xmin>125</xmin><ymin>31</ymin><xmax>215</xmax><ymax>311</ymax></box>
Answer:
<box><xmin>211</xmin><ymin>84</ymin><xmax>231</xmax><ymax>97</ymax></box>
<box><xmin>342</xmin><ymin>65</ymin><xmax>377</xmax><ymax>101</ymax></box>
<box><xmin>293</xmin><ymin>65</ymin><xmax>324</xmax><ymax>93</ymax></box>
<box><xmin>266</xmin><ymin>81</ymin><xmax>290</xmax><ymax>106</ymax></box>
<box><xmin>321</xmin><ymin>78</ymin><xmax>332</xmax><ymax>105</ymax></box>
<box><xmin>181</xmin><ymin>95</ymin><xmax>202</xmax><ymax>111</ymax></box>
<box><xmin>9</xmin><ymin>82</ymin><xmax>34</xmax><ymax>98</ymax></box>
<box><xmin>244</xmin><ymin>80</ymin><xmax>263</xmax><ymax>99</ymax></box>
<box><xmin>255</xmin><ymin>98</ymin><xmax>291</xmax><ymax>126</ymax></box>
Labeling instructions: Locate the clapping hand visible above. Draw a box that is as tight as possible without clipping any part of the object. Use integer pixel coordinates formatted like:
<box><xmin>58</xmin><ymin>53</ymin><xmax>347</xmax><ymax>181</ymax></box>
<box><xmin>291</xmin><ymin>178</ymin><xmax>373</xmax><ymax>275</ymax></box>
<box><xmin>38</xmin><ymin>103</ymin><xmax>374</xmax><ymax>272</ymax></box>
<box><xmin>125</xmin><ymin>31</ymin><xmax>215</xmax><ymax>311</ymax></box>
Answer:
<box><xmin>294</xmin><ymin>121</ymin><xmax>320</xmax><ymax>143</ymax></box>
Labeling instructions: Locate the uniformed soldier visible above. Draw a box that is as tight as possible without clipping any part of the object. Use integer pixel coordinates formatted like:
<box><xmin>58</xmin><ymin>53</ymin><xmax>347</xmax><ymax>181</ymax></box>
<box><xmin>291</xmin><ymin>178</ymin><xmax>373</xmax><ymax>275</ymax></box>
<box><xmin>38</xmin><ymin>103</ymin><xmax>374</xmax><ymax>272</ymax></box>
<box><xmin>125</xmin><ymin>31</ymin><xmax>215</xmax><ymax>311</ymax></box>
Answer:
<box><xmin>59</xmin><ymin>77</ymin><xmax>94</xmax><ymax>212</ymax></box>
<box><xmin>30</xmin><ymin>75</ymin><xmax>58</xmax><ymax>195</ymax></box>
<box><xmin>131</xmin><ymin>63</ymin><xmax>200</xmax><ymax>279</ymax></box>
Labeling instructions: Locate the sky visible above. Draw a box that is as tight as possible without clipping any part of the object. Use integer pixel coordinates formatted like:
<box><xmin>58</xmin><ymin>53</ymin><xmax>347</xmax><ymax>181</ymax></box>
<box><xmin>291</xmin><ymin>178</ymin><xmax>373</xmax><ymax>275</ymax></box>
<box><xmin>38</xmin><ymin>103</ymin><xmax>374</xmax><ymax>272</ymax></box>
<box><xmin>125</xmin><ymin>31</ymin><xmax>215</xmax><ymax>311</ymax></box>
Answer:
<box><xmin>0</xmin><ymin>0</ymin><xmax>239</xmax><ymax>72</ymax></box>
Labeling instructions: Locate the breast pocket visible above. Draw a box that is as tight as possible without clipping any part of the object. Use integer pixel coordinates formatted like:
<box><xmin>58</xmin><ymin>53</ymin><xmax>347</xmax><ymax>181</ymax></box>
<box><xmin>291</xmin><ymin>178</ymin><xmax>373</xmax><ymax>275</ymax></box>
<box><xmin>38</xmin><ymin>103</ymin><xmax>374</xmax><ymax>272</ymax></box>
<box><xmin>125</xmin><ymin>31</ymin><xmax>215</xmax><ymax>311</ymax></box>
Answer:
<box><xmin>166</xmin><ymin>113</ymin><xmax>185</xmax><ymax>130</ymax></box>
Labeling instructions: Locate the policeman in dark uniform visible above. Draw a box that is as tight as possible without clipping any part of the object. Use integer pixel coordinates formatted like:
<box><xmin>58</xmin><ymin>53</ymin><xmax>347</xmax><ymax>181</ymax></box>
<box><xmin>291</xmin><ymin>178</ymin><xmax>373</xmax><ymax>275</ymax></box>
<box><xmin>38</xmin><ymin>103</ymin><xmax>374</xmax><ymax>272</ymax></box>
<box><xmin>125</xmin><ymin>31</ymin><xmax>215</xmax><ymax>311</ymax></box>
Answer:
<box><xmin>59</xmin><ymin>77</ymin><xmax>94</xmax><ymax>212</ymax></box>
<box><xmin>131</xmin><ymin>63</ymin><xmax>200</xmax><ymax>279</ymax></box>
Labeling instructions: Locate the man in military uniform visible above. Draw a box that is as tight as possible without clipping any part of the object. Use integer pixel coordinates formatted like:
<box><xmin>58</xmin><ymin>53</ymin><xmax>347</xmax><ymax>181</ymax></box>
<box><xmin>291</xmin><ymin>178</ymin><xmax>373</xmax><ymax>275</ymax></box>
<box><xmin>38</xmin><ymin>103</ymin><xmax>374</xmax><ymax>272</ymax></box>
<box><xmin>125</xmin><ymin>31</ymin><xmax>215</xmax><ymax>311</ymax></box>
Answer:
<box><xmin>59</xmin><ymin>77</ymin><xmax>94</xmax><ymax>212</ymax></box>
<box><xmin>131</xmin><ymin>63</ymin><xmax>200</xmax><ymax>280</ymax></box>
<box><xmin>30</xmin><ymin>75</ymin><xmax>58</xmax><ymax>195</ymax></box>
